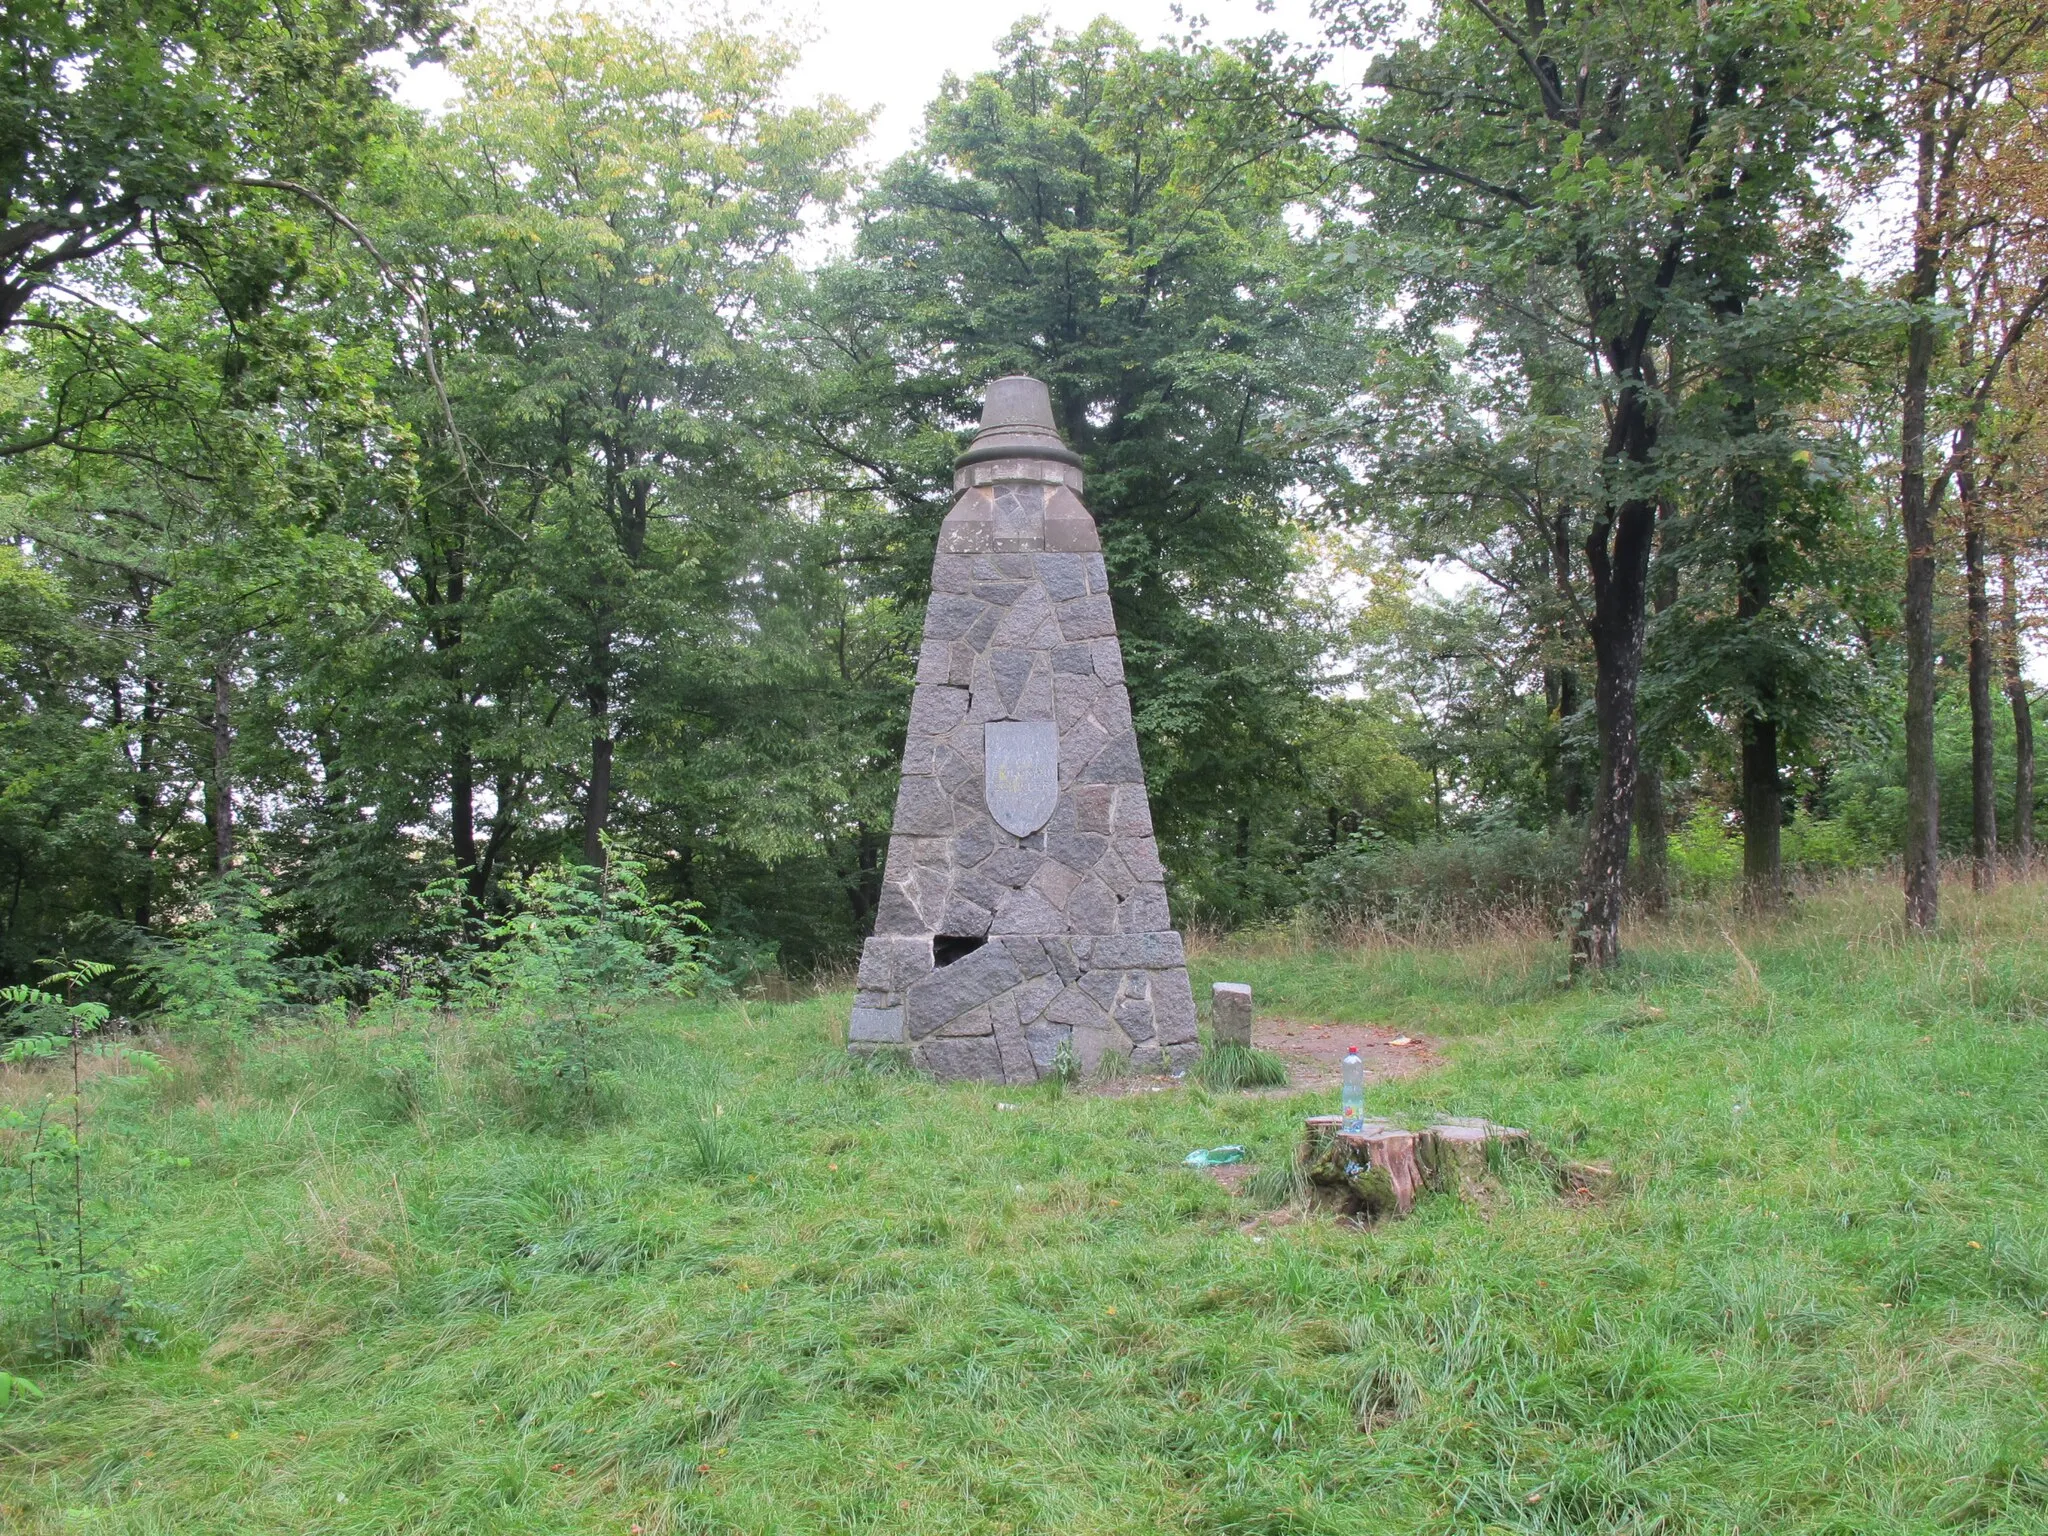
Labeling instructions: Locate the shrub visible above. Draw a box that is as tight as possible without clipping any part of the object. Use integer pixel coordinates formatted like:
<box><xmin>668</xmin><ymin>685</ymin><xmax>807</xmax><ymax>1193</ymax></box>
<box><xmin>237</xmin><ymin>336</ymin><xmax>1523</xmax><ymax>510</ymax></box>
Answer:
<box><xmin>1669</xmin><ymin>803</ymin><xmax>1740</xmax><ymax>892</ymax></box>
<box><xmin>0</xmin><ymin>960</ymin><xmax>158</xmax><ymax>1361</ymax></box>
<box><xmin>1302</xmin><ymin>820</ymin><xmax>1581</xmax><ymax>933</ymax></box>
<box><xmin>128</xmin><ymin>876</ymin><xmax>337</xmax><ymax>1045</ymax></box>
<box><xmin>466</xmin><ymin>850</ymin><xmax>707</xmax><ymax>1128</ymax></box>
<box><xmin>1782</xmin><ymin>810</ymin><xmax>1887</xmax><ymax>875</ymax></box>
<box><xmin>1668</xmin><ymin>805</ymin><xmax>1889</xmax><ymax>894</ymax></box>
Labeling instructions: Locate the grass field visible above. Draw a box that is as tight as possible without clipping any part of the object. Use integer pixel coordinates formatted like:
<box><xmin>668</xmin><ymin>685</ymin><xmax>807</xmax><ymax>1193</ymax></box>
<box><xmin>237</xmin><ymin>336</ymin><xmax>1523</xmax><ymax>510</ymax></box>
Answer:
<box><xmin>3</xmin><ymin>876</ymin><xmax>2046</xmax><ymax>1534</ymax></box>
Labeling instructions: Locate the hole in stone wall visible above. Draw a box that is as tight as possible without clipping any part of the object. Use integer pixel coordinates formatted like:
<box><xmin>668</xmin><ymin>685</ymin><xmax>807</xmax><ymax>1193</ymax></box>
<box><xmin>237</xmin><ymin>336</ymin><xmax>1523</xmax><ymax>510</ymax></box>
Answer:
<box><xmin>933</xmin><ymin>934</ymin><xmax>987</xmax><ymax>968</ymax></box>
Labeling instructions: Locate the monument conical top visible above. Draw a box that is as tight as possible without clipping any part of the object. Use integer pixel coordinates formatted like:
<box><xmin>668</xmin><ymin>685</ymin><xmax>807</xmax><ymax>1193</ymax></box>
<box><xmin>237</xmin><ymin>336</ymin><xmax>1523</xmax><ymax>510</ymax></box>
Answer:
<box><xmin>958</xmin><ymin>373</ymin><xmax>1082</xmax><ymax>470</ymax></box>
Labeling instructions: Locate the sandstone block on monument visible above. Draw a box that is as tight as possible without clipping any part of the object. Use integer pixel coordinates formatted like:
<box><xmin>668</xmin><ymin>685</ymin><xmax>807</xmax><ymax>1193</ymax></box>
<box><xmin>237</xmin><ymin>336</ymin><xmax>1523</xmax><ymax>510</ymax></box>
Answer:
<box><xmin>848</xmin><ymin>375</ymin><xmax>1198</xmax><ymax>1083</ymax></box>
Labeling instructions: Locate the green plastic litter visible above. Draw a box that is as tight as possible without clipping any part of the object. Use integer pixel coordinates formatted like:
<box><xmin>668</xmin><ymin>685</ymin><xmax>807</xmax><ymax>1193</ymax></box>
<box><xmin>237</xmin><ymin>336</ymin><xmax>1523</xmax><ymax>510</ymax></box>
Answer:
<box><xmin>1183</xmin><ymin>1145</ymin><xmax>1248</xmax><ymax>1167</ymax></box>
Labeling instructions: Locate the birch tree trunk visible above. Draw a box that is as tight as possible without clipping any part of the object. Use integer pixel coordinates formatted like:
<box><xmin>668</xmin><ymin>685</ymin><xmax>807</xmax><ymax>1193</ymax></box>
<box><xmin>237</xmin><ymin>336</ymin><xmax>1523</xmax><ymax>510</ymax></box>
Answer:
<box><xmin>1964</xmin><ymin>475</ymin><xmax>1998</xmax><ymax>888</ymax></box>
<box><xmin>2001</xmin><ymin>544</ymin><xmax>2035</xmax><ymax>872</ymax></box>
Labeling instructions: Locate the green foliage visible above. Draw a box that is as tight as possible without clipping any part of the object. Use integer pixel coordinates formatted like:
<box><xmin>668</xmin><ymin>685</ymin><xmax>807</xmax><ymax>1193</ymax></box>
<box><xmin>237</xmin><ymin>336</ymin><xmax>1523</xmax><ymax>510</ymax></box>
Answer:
<box><xmin>0</xmin><ymin>959</ymin><xmax>113</xmax><ymax>1060</ymax></box>
<box><xmin>1669</xmin><ymin>804</ymin><xmax>1741</xmax><ymax>889</ymax></box>
<box><xmin>471</xmin><ymin>853</ymin><xmax>705</xmax><ymax>1011</ymax></box>
<box><xmin>1306</xmin><ymin>821</ymin><xmax>1583</xmax><ymax>933</ymax></box>
<box><xmin>0</xmin><ymin>1369</ymin><xmax>43</xmax><ymax>1411</ymax></box>
<box><xmin>1659</xmin><ymin>802</ymin><xmax>1892</xmax><ymax>894</ymax></box>
<box><xmin>333</xmin><ymin>4</ymin><xmax>869</xmax><ymax>940</ymax></box>
<box><xmin>128</xmin><ymin>878</ymin><xmax>294</xmax><ymax>1042</ymax></box>
<box><xmin>0</xmin><ymin>0</ymin><xmax>452</xmax><ymax>336</ymax></box>
<box><xmin>1780</xmin><ymin>812</ymin><xmax>1888</xmax><ymax>876</ymax></box>
<box><xmin>0</xmin><ymin>958</ymin><xmax>156</xmax><ymax>1362</ymax></box>
<box><xmin>0</xmin><ymin>0</ymin><xmax>2039</xmax><ymax>991</ymax></box>
<box><xmin>1318</xmin><ymin>0</ymin><xmax>1902</xmax><ymax>953</ymax></box>
<box><xmin>1048</xmin><ymin>1035</ymin><xmax>1081</xmax><ymax>1088</ymax></box>
<box><xmin>468</xmin><ymin>851</ymin><xmax>707</xmax><ymax>1128</ymax></box>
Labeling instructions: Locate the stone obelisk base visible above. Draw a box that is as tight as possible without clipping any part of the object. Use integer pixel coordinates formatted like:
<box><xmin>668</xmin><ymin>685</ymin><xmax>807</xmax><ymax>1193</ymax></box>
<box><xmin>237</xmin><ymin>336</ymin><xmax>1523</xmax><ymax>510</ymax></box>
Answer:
<box><xmin>851</xmin><ymin>930</ymin><xmax>1197</xmax><ymax>1081</ymax></box>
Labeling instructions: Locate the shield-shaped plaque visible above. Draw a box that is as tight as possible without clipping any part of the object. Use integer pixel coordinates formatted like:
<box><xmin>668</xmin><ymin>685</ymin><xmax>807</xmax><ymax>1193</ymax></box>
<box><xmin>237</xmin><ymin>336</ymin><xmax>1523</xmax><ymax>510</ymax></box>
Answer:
<box><xmin>984</xmin><ymin>721</ymin><xmax>1059</xmax><ymax>837</ymax></box>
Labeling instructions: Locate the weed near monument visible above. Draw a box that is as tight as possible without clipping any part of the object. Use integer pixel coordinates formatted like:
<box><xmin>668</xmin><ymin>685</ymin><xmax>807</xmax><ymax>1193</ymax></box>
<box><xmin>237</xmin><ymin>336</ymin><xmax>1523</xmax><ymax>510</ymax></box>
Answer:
<box><xmin>1192</xmin><ymin>1039</ymin><xmax>1290</xmax><ymax>1091</ymax></box>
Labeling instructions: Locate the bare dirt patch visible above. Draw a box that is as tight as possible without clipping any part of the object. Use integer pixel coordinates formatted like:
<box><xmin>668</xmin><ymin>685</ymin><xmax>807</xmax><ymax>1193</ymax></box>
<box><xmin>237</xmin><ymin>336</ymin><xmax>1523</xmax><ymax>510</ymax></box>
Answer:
<box><xmin>1078</xmin><ymin>1019</ymin><xmax>1442</xmax><ymax>1101</ymax></box>
<box><xmin>1080</xmin><ymin>1075</ymin><xmax>1187</xmax><ymax>1099</ymax></box>
<box><xmin>1251</xmin><ymin>1017</ymin><xmax>1442</xmax><ymax>1094</ymax></box>
<box><xmin>1203</xmin><ymin>1162</ymin><xmax>1256</xmax><ymax>1197</ymax></box>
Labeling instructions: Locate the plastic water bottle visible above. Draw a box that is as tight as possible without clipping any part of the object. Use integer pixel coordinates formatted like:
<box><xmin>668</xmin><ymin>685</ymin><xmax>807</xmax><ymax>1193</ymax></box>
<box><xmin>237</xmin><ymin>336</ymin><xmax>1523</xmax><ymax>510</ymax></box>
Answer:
<box><xmin>1341</xmin><ymin>1046</ymin><xmax>1365</xmax><ymax>1130</ymax></box>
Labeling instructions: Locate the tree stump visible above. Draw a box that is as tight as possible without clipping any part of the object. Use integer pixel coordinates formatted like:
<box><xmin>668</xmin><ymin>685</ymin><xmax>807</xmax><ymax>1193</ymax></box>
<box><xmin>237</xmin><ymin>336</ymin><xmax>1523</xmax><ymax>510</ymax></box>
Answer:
<box><xmin>1300</xmin><ymin>1115</ymin><xmax>1531</xmax><ymax>1222</ymax></box>
<box><xmin>1417</xmin><ymin>1116</ymin><xmax>1529</xmax><ymax>1197</ymax></box>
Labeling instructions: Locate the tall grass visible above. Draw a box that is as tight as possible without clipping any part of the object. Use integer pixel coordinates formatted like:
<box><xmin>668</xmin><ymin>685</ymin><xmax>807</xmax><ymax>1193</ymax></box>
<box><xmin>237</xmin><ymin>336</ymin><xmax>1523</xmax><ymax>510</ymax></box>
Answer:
<box><xmin>1</xmin><ymin>871</ymin><xmax>2045</xmax><ymax>1533</ymax></box>
<box><xmin>1192</xmin><ymin>1040</ymin><xmax>1291</xmax><ymax>1090</ymax></box>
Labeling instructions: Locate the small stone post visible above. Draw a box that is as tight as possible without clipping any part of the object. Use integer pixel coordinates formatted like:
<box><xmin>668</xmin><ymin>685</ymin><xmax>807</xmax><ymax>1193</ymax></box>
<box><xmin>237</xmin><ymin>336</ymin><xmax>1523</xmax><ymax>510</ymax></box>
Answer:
<box><xmin>847</xmin><ymin>376</ymin><xmax>1199</xmax><ymax>1082</ymax></box>
<box><xmin>1210</xmin><ymin>983</ymin><xmax>1253</xmax><ymax>1047</ymax></box>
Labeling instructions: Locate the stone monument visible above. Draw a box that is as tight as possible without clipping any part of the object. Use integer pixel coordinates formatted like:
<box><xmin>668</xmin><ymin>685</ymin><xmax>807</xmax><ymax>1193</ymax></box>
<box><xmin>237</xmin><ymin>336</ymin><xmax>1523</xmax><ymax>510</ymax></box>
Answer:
<box><xmin>848</xmin><ymin>375</ymin><xmax>1199</xmax><ymax>1081</ymax></box>
<box><xmin>1210</xmin><ymin>982</ymin><xmax>1254</xmax><ymax>1047</ymax></box>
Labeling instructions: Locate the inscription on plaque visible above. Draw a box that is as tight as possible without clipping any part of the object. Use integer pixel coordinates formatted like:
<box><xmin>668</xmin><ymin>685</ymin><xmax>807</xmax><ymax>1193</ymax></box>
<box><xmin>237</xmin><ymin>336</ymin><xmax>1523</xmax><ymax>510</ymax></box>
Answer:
<box><xmin>984</xmin><ymin>721</ymin><xmax>1059</xmax><ymax>836</ymax></box>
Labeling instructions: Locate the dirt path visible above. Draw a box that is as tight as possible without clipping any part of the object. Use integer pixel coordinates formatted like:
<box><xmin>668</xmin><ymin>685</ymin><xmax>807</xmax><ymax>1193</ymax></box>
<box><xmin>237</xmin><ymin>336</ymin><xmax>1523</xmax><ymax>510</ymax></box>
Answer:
<box><xmin>1079</xmin><ymin>1017</ymin><xmax>1443</xmax><ymax>1099</ymax></box>
<box><xmin>1252</xmin><ymin>1016</ymin><xmax>1443</xmax><ymax>1093</ymax></box>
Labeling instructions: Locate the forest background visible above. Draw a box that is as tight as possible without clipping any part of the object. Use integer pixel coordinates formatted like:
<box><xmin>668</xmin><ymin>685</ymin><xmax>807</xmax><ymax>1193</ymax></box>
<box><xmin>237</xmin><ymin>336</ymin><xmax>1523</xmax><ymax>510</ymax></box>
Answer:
<box><xmin>4</xmin><ymin>0</ymin><xmax>2047</xmax><ymax>995</ymax></box>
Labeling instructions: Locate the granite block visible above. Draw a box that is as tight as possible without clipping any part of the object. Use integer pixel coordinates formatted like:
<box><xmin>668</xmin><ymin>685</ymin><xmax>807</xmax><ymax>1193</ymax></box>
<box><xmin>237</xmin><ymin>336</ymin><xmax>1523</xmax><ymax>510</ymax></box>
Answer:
<box><xmin>1211</xmin><ymin>982</ymin><xmax>1253</xmax><ymax>1046</ymax></box>
<box><xmin>849</xmin><ymin>1006</ymin><xmax>906</xmax><ymax>1044</ymax></box>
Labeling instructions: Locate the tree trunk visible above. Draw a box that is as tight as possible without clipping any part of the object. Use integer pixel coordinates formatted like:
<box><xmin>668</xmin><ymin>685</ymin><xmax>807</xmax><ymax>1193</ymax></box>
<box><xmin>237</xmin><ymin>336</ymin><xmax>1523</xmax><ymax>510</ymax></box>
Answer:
<box><xmin>1900</xmin><ymin>120</ymin><xmax>1943</xmax><ymax>932</ymax></box>
<box><xmin>583</xmin><ymin>672</ymin><xmax>612</xmax><ymax>869</ymax></box>
<box><xmin>1963</xmin><ymin>480</ymin><xmax>1997</xmax><ymax>889</ymax></box>
<box><xmin>580</xmin><ymin>470</ymin><xmax>648</xmax><ymax>873</ymax></box>
<box><xmin>1570</xmin><ymin>233</ymin><xmax>1671</xmax><ymax>972</ymax></box>
<box><xmin>134</xmin><ymin>671</ymin><xmax>159</xmax><ymax>929</ymax></box>
<box><xmin>1545</xmin><ymin>665</ymin><xmax>1584</xmax><ymax>819</ymax></box>
<box><xmin>1632</xmin><ymin>498</ymin><xmax>1681</xmax><ymax>918</ymax></box>
<box><xmin>440</xmin><ymin>553</ymin><xmax>482</xmax><ymax>893</ymax></box>
<box><xmin>210</xmin><ymin>657</ymin><xmax>234</xmax><ymax>875</ymax></box>
<box><xmin>1735</xmin><ymin>510</ymin><xmax>1782</xmax><ymax>907</ymax></box>
<box><xmin>479</xmin><ymin>771</ymin><xmax>520</xmax><ymax>894</ymax></box>
<box><xmin>1572</xmin><ymin>352</ymin><xmax>1660</xmax><ymax>972</ymax></box>
<box><xmin>849</xmin><ymin>823</ymin><xmax>882</xmax><ymax>930</ymax></box>
<box><xmin>452</xmin><ymin>743</ymin><xmax>479</xmax><ymax>887</ymax></box>
<box><xmin>1632</xmin><ymin>756</ymin><xmax>1668</xmax><ymax>916</ymax></box>
<box><xmin>1300</xmin><ymin>1115</ymin><xmax>1533</xmax><ymax>1223</ymax></box>
<box><xmin>1574</xmin><ymin>508</ymin><xmax>1654</xmax><ymax>972</ymax></box>
<box><xmin>1740</xmin><ymin>715</ymin><xmax>1782</xmax><ymax>906</ymax></box>
<box><xmin>1544</xmin><ymin>499</ymin><xmax>1586</xmax><ymax>820</ymax></box>
<box><xmin>2001</xmin><ymin>543</ymin><xmax>2034</xmax><ymax>872</ymax></box>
